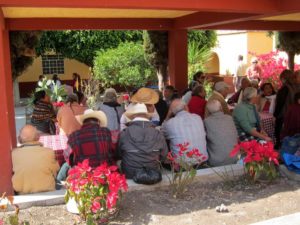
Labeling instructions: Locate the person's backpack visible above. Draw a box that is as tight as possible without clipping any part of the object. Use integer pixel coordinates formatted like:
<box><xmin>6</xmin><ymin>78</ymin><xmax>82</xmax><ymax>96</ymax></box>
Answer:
<box><xmin>133</xmin><ymin>167</ymin><xmax>162</xmax><ymax>185</ymax></box>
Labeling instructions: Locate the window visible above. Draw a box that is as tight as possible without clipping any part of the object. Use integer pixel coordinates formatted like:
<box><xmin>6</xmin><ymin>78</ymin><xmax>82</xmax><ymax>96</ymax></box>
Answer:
<box><xmin>42</xmin><ymin>55</ymin><xmax>64</xmax><ymax>75</ymax></box>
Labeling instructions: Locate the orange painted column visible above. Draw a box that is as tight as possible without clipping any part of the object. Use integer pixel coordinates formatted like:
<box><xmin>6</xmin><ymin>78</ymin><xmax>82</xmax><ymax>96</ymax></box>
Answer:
<box><xmin>168</xmin><ymin>29</ymin><xmax>188</xmax><ymax>94</ymax></box>
<box><xmin>0</xmin><ymin>10</ymin><xmax>16</xmax><ymax>195</ymax></box>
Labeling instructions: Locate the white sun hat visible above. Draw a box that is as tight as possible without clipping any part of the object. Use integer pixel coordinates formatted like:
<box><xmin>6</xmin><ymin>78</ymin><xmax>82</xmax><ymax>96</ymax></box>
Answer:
<box><xmin>124</xmin><ymin>103</ymin><xmax>151</xmax><ymax>119</ymax></box>
<box><xmin>78</xmin><ymin>109</ymin><xmax>107</xmax><ymax>127</ymax></box>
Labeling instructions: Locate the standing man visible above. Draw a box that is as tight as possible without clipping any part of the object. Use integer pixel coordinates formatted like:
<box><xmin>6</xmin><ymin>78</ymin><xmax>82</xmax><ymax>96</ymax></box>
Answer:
<box><xmin>233</xmin><ymin>55</ymin><xmax>247</xmax><ymax>91</ymax></box>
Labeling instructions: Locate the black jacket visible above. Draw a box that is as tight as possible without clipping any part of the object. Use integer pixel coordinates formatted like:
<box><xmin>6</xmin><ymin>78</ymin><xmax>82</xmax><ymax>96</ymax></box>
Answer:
<box><xmin>117</xmin><ymin>120</ymin><xmax>168</xmax><ymax>178</ymax></box>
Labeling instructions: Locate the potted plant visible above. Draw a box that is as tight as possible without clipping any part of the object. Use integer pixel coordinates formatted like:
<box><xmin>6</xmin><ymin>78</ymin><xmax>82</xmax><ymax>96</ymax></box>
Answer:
<box><xmin>230</xmin><ymin>140</ymin><xmax>279</xmax><ymax>182</ymax></box>
<box><xmin>65</xmin><ymin>160</ymin><xmax>128</xmax><ymax>224</ymax></box>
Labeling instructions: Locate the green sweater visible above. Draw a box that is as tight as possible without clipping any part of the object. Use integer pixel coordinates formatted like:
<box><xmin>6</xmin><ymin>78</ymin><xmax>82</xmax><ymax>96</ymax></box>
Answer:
<box><xmin>232</xmin><ymin>102</ymin><xmax>260</xmax><ymax>136</ymax></box>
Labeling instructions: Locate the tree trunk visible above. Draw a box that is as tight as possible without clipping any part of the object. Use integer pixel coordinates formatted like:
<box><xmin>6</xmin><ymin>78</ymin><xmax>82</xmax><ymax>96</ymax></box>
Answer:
<box><xmin>287</xmin><ymin>51</ymin><xmax>295</xmax><ymax>72</ymax></box>
<box><xmin>157</xmin><ymin>64</ymin><xmax>168</xmax><ymax>91</ymax></box>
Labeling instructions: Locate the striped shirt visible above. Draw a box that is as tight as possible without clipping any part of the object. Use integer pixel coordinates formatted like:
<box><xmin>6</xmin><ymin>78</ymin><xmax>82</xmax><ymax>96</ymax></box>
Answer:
<box><xmin>162</xmin><ymin>111</ymin><xmax>208</xmax><ymax>159</ymax></box>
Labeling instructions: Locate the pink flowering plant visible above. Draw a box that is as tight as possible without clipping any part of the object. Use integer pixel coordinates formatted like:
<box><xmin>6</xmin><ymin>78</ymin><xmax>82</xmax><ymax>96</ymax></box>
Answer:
<box><xmin>249</xmin><ymin>51</ymin><xmax>300</xmax><ymax>90</ymax></box>
<box><xmin>167</xmin><ymin>142</ymin><xmax>207</xmax><ymax>198</ymax></box>
<box><xmin>65</xmin><ymin>159</ymin><xmax>128</xmax><ymax>224</ymax></box>
<box><xmin>230</xmin><ymin>140</ymin><xmax>279</xmax><ymax>182</ymax></box>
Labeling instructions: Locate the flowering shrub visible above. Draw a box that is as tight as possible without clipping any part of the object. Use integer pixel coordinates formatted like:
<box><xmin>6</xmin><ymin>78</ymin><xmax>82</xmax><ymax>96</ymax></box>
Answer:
<box><xmin>230</xmin><ymin>140</ymin><xmax>279</xmax><ymax>182</ymax></box>
<box><xmin>65</xmin><ymin>160</ymin><xmax>128</xmax><ymax>224</ymax></box>
<box><xmin>167</xmin><ymin>142</ymin><xmax>207</xmax><ymax>198</ymax></box>
<box><xmin>0</xmin><ymin>193</ymin><xmax>26</xmax><ymax>225</ymax></box>
<box><xmin>249</xmin><ymin>51</ymin><xmax>300</xmax><ymax>90</ymax></box>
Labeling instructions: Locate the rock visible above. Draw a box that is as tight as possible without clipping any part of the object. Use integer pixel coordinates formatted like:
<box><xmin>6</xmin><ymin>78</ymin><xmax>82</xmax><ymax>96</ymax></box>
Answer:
<box><xmin>216</xmin><ymin>204</ymin><xmax>229</xmax><ymax>213</ymax></box>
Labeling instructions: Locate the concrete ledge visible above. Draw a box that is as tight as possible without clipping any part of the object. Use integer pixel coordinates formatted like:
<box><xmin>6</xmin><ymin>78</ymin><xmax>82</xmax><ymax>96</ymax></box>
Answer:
<box><xmin>250</xmin><ymin>212</ymin><xmax>300</xmax><ymax>225</ymax></box>
<box><xmin>1</xmin><ymin>164</ymin><xmax>244</xmax><ymax>211</ymax></box>
<box><xmin>128</xmin><ymin>164</ymin><xmax>244</xmax><ymax>191</ymax></box>
<box><xmin>279</xmin><ymin>165</ymin><xmax>300</xmax><ymax>182</ymax></box>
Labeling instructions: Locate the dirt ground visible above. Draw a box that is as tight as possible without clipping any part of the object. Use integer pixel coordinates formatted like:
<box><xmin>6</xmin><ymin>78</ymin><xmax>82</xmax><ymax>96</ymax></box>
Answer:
<box><xmin>1</xmin><ymin>176</ymin><xmax>300</xmax><ymax>225</ymax></box>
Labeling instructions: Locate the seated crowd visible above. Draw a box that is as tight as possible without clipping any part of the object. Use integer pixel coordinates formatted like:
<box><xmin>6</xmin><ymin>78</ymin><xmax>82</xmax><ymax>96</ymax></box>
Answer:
<box><xmin>12</xmin><ymin>69</ymin><xmax>300</xmax><ymax>194</ymax></box>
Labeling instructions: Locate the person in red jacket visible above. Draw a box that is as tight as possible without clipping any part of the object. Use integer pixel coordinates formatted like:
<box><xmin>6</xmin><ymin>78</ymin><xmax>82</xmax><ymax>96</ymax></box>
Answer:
<box><xmin>281</xmin><ymin>92</ymin><xmax>300</xmax><ymax>139</ymax></box>
<box><xmin>188</xmin><ymin>85</ymin><xmax>207</xmax><ymax>119</ymax></box>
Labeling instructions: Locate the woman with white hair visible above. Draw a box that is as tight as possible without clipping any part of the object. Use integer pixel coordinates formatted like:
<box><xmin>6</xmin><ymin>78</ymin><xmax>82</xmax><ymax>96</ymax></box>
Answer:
<box><xmin>97</xmin><ymin>88</ymin><xmax>125</xmax><ymax>131</ymax></box>
<box><xmin>204</xmin><ymin>100</ymin><xmax>238</xmax><ymax>166</ymax></box>
<box><xmin>233</xmin><ymin>87</ymin><xmax>272</xmax><ymax>142</ymax></box>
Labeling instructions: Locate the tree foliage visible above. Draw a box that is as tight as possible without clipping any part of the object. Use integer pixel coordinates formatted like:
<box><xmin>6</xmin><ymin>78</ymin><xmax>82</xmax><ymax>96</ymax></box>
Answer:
<box><xmin>36</xmin><ymin>30</ymin><xmax>143</xmax><ymax>67</ymax></box>
<box><xmin>93</xmin><ymin>42</ymin><xmax>156</xmax><ymax>89</ymax></box>
<box><xmin>188</xmin><ymin>41</ymin><xmax>212</xmax><ymax>80</ymax></box>
<box><xmin>143</xmin><ymin>30</ymin><xmax>217</xmax><ymax>89</ymax></box>
<box><xmin>277</xmin><ymin>32</ymin><xmax>300</xmax><ymax>71</ymax></box>
<box><xmin>143</xmin><ymin>31</ymin><xmax>168</xmax><ymax>89</ymax></box>
<box><xmin>10</xmin><ymin>31</ymin><xmax>41</xmax><ymax>80</ymax></box>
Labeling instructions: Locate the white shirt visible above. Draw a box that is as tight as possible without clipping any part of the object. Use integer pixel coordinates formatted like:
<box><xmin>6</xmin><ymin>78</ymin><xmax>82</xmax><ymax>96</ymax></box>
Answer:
<box><xmin>235</xmin><ymin>61</ymin><xmax>247</xmax><ymax>77</ymax></box>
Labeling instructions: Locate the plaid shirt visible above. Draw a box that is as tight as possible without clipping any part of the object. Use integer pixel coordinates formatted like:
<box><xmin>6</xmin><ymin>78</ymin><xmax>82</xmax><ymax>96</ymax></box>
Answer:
<box><xmin>66</xmin><ymin>123</ymin><xmax>114</xmax><ymax>167</ymax></box>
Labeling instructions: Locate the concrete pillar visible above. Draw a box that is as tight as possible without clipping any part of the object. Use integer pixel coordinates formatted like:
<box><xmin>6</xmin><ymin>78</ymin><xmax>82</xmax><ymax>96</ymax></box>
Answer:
<box><xmin>168</xmin><ymin>29</ymin><xmax>188</xmax><ymax>94</ymax></box>
<box><xmin>0</xmin><ymin>11</ymin><xmax>16</xmax><ymax>194</ymax></box>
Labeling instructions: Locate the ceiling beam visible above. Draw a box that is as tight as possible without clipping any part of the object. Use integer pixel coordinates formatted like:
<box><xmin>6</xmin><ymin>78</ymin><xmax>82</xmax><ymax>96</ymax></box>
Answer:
<box><xmin>6</xmin><ymin>18</ymin><xmax>173</xmax><ymax>30</ymax></box>
<box><xmin>0</xmin><ymin>0</ymin><xmax>278</xmax><ymax>13</ymax></box>
<box><xmin>278</xmin><ymin>0</ymin><xmax>300</xmax><ymax>12</ymax></box>
<box><xmin>174</xmin><ymin>12</ymin><xmax>259</xmax><ymax>29</ymax></box>
<box><xmin>203</xmin><ymin>20</ymin><xmax>300</xmax><ymax>31</ymax></box>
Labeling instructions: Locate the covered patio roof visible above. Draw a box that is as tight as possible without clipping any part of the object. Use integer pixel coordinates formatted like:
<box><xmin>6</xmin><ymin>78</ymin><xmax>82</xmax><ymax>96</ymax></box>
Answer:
<box><xmin>0</xmin><ymin>0</ymin><xmax>299</xmax><ymax>30</ymax></box>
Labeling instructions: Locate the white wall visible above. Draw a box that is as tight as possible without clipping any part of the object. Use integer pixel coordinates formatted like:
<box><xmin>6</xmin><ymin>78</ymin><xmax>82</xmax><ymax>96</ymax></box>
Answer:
<box><xmin>213</xmin><ymin>31</ymin><xmax>248</xmax><ymax>75</ymax></box>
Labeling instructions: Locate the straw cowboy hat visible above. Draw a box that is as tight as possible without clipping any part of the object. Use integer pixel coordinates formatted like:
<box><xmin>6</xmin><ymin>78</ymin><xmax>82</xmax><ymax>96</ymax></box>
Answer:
<box><xmin>77</xmin><ymin>109</ymin><xmax>107</xmax><ymax>127</ymax></box>
<box><xmin>131</xmin><ymin>87</ymin><xmax>159</xmax><ymax>105</ymax></box>
<box><xmin>124</xmin><ymin>103</ymin><xmax>152</xmax><ymax>120</ymax></box>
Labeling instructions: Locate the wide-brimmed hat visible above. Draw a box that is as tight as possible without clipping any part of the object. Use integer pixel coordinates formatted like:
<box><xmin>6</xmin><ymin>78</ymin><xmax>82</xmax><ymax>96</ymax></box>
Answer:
<box><xmin>131</xmin><ymin>87</ymin><xmax>159</xmax><ymax>105</ymax></box>
<box><xmin>103</xmin><ymin>88</ymin><xmax>117</xmax><ymax>103</ymax></box>
<box><xmin>78</xmin><ymin>109</ymin><xmax>107</xmax><ymax>127</ymax></box>
<box><xmin>124</xmin><ymin>103</ymin><xmax>151</xmax><ymax>119</ymax></box>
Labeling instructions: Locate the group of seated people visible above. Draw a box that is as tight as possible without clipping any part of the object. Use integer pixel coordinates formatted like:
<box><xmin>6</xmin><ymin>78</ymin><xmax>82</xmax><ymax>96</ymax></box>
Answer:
<box><xmin>11</xmin><ymin>69</ymin><xmax>300</xmax><ymax>194</ymax></box>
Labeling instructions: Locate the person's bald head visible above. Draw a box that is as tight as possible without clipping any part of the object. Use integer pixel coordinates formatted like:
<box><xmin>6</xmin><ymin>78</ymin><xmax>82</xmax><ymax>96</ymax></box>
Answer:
<box><xmin>170</xmin><ymin>99</ymin><xmax>187</xmax><ymax>115</ymax></box>
<box><xmin>18</xmin><ymin>125</ymin><xmax>40</xmax><ymax>144</ymax></box>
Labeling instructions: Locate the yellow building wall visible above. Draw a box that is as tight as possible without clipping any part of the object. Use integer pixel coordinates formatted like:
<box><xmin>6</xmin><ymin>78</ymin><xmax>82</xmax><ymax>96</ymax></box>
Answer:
<box><xmin>17</xmin><ymin>56</ymin><xmax>91</xmax><ymax>82</ymax></box>
<box><xmin>205</xmin><ymin>52</ymin><xmax>220</xmax><ymax>74</ymax></box>
<box><xmin>247</xmin><ymin>32</ymin><xmax>273</xmax><ymax>65</ymax></box>
<box><xmin>212</xmin><ymin>31</ymin><xmax>274</xmax><ymax>76</ymax></box>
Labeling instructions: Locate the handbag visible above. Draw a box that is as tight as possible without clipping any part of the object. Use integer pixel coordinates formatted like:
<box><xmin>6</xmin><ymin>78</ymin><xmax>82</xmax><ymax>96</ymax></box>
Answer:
<box><xmin>133</xmin><ymin>167</ymin><xmax>162</xmax><ymax>185</ymax></box>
